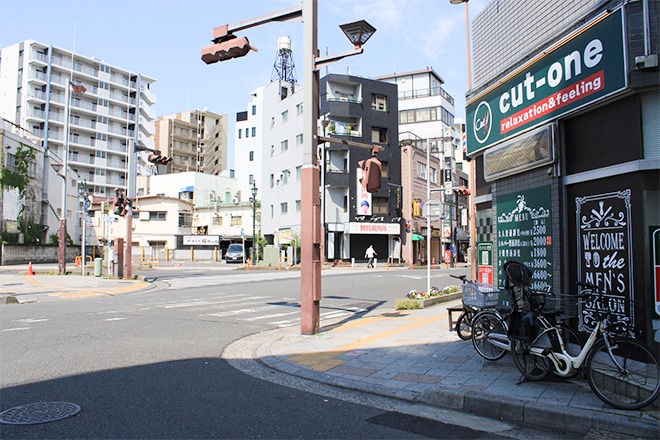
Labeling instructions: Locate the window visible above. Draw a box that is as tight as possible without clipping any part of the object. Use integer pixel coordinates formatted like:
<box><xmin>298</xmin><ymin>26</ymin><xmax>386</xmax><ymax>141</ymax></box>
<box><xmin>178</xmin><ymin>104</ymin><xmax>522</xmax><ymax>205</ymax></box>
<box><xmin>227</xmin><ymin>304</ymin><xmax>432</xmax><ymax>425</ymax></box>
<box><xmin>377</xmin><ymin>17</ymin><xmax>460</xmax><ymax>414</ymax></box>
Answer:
<box><xmin>238</xmin><ymin>129</ymin><xmax>242</xmax><ymax>139</ymax></box>
<box><xmin>249</xmin><ymin>150</ymin><xmax>254</xmax><ymax>161</ymax></box>
<box><xmin>270</xmin><ymin>174</ymin><xmax>274</xmax><ymax>188</ymax></box>
<box><xmin>371</xmin><ymin>94</ymin><xmax>387</xmax><ymax>111</ymax></box>
<box><xmin>98</xmin><ymin>133</ymin><xmax>107</xmax><ymax>141</ymax></box>
<box><xmin>245</xmin><ymin>128</ymin><xmax>249</xmax><ymax>138</ymax></box>
<box><xmin>373</xmin><ymin>197</ymin><xmax>389</xmax><ymax>214</ymax></box>
<box><xmin>251</xmin><ymin>127</ymin><xmax>256</xmax><ymax>137</ymax></box>
<box><xmin>282</xmin><ymin>169</ymin><xmax>290</xmax><ymax>184</ymax></box>
<box><xmin>95</xmin><ymin>150</ymin><xmax>106</xmax><ymax>158</ymax></box>
<box><xmin>281</xmin><ymin>110</ymin><xmax>288</xmax><ymax>123</ymax></box>
<box><xmin>343</xmin><ymin>195</ymin><xmax>348</xmax><ymax>212</ymax></box>
<box><xmin>418</xmin><ymin>162</ymin><xmax>427</xmax><ymax>179</ymax></box>
<box><xmin>231</xmin><ymin>215</ymin><xmax>242</xmax><ymax>226</ymax></box>
<box><xmin>281</xmin><ymin>139</ymin><xmax>288</xmax><ymax>152</ymax></box>
<box><xmin>98</xmin><ymin>116</ymin><xmax>108</xmax><ymax>124</ymax></box>
<box><xmin>178</xmin><ymin>212</ymin><xmax>192</xmax><ymax>227</ymax></box>
<box><xmin>296</xmin><ymin>133</ymin><xmax>303</xmax><ymax>147</ymax></box>
<box><xmin>213</xmin><ymin>216</ymin><xmax>222</xmax><ymax>226</ymax></box>
<box><xmin>296</xmin><ymin>166</ymin><xmax>301</xmax><ymax>181</ymax></box>
<box><xmin>371</xmin><ymin>127</ymin><xmax>387</xmax><ymax>143</ymax></box>
<box><xmin>251</xmin><ymin>105</ymin><xmax>256</xmax><ymax>115</ymax></box>
<box><xmin>99</xmin><ymin>81</ymin><xmax>110</xmax><ymax>90</ymax></box>
<box><xmin>150</xmin><ymin>211</ymin><xmax>166</xmax><ymax>221</ymax></box>
<box><xmin>296</xmin><ymin>103</ymin><xmax>303</xmax><ymax>115</ymax></box>
<box><xmin>430</xmin><ymin>167</ymin><xmax>437</xmax><ymax>183</ymax></box>
<box><xmin>280</xmin><ymin>202</ymin><xmax>288</xmax><ymax>214</ymax></box>
<box><xmin>270</xmin><ymin>205</ymin><xmax>274</xmax><ymax>218</ymax></box>
<box><xmin>295</xmin><ymin>200</ymin><xmax>301</xmax><ymax>212</ymax></box>
<box><xmin>249</xmin><ymin>174</ymin><xmax>254</xmax><ymax>184</ymax></box>
<box><xmin>380</xmin><ymin>161</ymin><xmax>389</xmax><ymax>177</ymax></box>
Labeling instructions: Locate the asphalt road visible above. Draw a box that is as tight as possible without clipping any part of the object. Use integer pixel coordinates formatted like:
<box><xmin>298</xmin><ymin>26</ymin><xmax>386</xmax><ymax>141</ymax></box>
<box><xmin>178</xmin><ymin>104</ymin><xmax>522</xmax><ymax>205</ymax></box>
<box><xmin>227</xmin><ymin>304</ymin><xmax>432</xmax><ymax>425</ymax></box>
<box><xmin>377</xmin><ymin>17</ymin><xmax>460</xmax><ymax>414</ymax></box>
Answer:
<box><xmin>0</xmin><ymin>267</ymin><xmax>564</xmax><ymax>439</ymax></box>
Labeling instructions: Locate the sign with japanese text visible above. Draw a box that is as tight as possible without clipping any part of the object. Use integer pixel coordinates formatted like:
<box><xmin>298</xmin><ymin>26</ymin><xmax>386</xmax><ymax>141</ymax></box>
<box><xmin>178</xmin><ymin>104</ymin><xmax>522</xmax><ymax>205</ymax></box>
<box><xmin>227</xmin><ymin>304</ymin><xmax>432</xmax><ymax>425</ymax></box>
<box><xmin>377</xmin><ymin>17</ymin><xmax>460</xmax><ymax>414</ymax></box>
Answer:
<box><xmin>348</xmin><ymin>222</ymin><xmax>400</xmax><ymax>235</ymax></box>
<box><xmin>183</xmin><ymin>235</ymin><xmax>220</xmax><ymax>246</ymax></box>
<box><xmin>496</xmin><ymin>186</ymin><xmax>553</xmax><ymax>291</ymax></box>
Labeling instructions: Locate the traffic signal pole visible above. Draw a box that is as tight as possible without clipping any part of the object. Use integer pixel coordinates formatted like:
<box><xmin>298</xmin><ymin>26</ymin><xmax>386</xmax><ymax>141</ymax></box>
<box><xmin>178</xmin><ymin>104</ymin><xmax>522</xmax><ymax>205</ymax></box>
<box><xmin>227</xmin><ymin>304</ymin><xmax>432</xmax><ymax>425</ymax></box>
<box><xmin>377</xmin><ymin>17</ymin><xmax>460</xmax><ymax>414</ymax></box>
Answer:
<box><xmin>202</xmin><ymin>0</ymin><xmax>370</xmax><ymax>335</ymax></box>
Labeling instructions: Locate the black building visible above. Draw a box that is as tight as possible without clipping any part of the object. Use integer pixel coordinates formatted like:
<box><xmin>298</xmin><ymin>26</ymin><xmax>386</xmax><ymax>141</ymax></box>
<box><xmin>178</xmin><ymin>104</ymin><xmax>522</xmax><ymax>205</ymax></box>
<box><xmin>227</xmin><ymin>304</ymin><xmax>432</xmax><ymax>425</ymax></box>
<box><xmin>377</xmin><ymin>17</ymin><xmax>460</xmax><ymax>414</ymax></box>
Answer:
<box><xmin>320</xmin><ymin>74</ymin><xmax>401</xmax><ymax>263</ymax></box>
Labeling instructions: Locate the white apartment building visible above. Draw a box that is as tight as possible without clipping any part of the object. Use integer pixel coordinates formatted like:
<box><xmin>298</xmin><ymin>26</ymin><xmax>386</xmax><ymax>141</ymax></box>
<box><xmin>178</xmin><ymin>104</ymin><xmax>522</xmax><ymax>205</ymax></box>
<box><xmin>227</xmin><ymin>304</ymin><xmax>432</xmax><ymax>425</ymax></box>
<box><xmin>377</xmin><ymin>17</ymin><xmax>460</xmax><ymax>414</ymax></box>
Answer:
<box><xmin>235</xmin><ymin>80</ymin><xmax>304</xmax><ymax>247</ymax></box>
<box><xmin>0</xmin><ymin>39</ymin><xmax>156</xmax><ymax>242</ymax></box>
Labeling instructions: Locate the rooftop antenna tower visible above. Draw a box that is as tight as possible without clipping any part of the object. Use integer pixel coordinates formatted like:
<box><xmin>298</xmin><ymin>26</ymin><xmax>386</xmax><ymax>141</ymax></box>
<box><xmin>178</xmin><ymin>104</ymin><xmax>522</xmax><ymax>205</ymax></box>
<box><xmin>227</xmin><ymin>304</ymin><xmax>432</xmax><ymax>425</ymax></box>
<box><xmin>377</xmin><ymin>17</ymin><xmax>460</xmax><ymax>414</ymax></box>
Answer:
<box><xmin>271</xmin><ymin>36</ymin><xmax>297</xmax><ymax>84</ymax></box>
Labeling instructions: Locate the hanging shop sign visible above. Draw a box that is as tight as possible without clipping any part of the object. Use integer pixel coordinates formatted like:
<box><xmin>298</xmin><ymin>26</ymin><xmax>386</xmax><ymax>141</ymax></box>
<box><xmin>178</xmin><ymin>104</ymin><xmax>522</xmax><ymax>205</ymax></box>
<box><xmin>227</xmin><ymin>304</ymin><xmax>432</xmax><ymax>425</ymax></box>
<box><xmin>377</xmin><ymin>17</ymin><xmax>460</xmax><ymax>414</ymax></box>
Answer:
<box><xmin>576</xmin><ymin>190</ymin><xmax>634</xmax><ymax>335</ymax></box>
<box><xmin>466</xmin><ymin>8</ymin><xmax>626</xmax><ymax>155</ymax></box>
<box><xmin>496</xmin><ymin>186</ymin><xmax>553</xmax><ymax>292</ymax></box>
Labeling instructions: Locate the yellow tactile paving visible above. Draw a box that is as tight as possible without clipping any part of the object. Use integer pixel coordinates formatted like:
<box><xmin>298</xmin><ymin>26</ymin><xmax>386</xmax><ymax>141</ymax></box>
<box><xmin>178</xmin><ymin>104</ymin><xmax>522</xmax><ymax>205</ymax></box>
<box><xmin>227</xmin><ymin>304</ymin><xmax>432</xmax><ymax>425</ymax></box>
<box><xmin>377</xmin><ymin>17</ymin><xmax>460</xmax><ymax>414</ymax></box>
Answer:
<box><xmin>285</xmin><ymin>312</ymin><xmax>449</xmax><ymax>372</ymax></box>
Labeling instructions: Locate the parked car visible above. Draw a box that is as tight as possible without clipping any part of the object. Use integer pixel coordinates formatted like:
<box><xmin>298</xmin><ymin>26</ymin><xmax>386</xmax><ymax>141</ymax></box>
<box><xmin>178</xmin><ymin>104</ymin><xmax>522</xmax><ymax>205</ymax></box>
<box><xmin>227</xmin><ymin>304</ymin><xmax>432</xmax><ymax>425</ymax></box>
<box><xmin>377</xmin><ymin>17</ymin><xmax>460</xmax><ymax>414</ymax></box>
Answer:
<box><xmin>225</xmin><ymin>243</ymin><xmax>246</xmax><ymax>263</ymax></box>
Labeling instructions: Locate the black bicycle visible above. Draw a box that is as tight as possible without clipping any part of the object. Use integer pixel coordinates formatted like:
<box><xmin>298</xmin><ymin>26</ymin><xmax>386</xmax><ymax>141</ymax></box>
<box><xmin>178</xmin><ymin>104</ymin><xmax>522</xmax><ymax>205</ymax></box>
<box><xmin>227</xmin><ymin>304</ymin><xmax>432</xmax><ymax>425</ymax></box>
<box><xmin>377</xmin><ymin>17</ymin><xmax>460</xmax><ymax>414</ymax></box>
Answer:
<box><xmin>451</xmin><ymin>275</ymin><xmax>499</xmax><ymax>341</ymax></box>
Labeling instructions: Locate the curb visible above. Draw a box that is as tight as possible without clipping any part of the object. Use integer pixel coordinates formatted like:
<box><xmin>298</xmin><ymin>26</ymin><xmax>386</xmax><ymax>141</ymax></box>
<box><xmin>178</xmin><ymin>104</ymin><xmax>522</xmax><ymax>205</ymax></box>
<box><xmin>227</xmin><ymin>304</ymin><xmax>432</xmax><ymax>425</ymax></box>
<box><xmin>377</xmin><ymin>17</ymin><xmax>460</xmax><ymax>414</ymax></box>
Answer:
<box><xmin>252</xmin><ymin>327</ymin><xmax>659</xmax><ymax>439</ymax></box>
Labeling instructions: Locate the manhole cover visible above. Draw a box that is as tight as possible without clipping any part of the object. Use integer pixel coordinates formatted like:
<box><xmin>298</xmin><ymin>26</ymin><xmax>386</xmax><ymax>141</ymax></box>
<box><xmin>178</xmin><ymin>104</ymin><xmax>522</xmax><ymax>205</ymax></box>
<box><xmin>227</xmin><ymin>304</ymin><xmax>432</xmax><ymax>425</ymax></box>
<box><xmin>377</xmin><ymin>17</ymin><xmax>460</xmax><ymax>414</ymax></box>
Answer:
<box><xmin>0</xmin><ymin>402</ymin><xmax>81</xmax><ymax>425</ymax></box>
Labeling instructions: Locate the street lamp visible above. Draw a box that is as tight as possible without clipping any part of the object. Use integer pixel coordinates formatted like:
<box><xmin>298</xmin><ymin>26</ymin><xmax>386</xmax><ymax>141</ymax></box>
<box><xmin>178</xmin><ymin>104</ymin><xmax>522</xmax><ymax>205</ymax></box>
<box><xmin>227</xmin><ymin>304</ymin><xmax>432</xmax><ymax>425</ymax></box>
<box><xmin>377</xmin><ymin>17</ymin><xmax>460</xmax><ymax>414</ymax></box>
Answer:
<box><xmin>251</xmin><ymin>181</ymin><xmax>258</xmax><ymax>264</ymax></box>
<box><xmin>202</xmin><ymin>0</ymin><xmax>375</xmax><ymax>335</ymax></box>
<box><xmin>449</xmin><ymin>0</ymin><xmax>476</xmax><ymax>278</ymax></box>
<box><xmin>58</xmin><ymin>78</ymin><xmax>86</xmax><ymax>275</ymax></box>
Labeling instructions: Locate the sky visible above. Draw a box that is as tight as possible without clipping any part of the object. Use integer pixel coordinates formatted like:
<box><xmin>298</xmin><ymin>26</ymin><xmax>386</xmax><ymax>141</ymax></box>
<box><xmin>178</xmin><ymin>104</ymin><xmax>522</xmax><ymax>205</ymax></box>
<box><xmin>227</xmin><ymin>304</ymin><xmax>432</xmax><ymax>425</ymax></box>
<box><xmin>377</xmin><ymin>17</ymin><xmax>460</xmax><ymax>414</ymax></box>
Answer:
<box><xmin>0</xmin><ymin>0</ymin><xmax>488</xmax><ymax>167</ymax></box>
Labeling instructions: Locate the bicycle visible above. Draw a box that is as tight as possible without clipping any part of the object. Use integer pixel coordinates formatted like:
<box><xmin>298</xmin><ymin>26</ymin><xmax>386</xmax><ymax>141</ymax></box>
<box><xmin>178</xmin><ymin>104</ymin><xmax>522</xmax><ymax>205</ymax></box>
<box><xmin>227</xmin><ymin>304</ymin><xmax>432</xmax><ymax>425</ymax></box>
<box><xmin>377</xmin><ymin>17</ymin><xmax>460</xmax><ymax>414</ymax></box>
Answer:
<box><xmin>449</xmin><ymin>275</ymin><xmax>483</xmax><ymax>340</ymax></box>
<box><xmin>511</xmin><ymin>281</ymin><xmax>660</xmax><ymax>410</ymax></box>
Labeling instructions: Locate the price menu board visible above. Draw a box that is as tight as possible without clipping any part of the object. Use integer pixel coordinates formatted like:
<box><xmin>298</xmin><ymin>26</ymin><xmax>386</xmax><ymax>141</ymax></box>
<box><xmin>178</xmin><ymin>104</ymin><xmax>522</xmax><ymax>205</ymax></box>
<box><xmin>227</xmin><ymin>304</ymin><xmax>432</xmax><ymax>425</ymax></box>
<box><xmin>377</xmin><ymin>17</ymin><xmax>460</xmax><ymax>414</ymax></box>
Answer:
<box><xmin>496</xmin><ymin>186</ymin><xmax>553</xmax><ymax>291</ymax></box>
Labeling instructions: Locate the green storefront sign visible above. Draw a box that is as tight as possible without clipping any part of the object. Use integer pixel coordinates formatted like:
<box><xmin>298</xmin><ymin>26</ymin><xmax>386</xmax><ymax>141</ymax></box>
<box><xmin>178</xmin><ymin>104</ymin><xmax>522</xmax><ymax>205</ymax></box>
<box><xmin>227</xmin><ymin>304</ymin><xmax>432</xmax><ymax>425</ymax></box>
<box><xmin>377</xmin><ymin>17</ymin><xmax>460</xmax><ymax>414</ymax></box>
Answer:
<box><xmin>466</xmin><ymin>8</ymin><xmax>626</xmax><ymax>155</ymax></box>
<box><xmin>496</xmin><ymin>186</ymin><xmax>553</xmax><ymax>291</ymax></box>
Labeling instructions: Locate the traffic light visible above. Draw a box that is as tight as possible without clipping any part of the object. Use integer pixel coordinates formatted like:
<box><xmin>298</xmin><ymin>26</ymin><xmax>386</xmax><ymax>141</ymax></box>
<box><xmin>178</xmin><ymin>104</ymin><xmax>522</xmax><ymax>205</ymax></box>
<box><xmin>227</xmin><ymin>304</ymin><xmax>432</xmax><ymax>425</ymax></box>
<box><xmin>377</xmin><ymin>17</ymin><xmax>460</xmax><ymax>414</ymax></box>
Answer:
<box><xmin>358</xmin><ymin>155</ymin><xmax>382</xmax><ymax>193</ymax></box>
<box><xmin>455</xmin><ymin>186</ymin><xmax>471</xmax><ymax>196</ymax></box>
<box><xmin>113</xmin><ymin>195</ymin><xmax>124</xmax><ymax>216</ymax></box>
<box><xmin>148</xmin><ymin>150</ymin><xmax>172</xmax><ymax>165</ymax></box>
<box><xmin>201</xmin><ymin>35</ymin><xmax>257</xmax><ymax>65</ymax></box>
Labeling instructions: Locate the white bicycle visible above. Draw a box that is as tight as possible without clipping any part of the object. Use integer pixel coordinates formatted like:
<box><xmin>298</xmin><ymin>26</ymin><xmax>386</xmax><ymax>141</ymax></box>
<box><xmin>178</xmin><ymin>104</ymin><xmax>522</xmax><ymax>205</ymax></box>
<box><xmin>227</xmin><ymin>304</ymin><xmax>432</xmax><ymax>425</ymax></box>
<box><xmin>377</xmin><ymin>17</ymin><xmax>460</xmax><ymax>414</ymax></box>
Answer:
<box><xmin>511</xmin><ymin>281</ymin><xmax>660</xmax><ymax>410</ymax></box>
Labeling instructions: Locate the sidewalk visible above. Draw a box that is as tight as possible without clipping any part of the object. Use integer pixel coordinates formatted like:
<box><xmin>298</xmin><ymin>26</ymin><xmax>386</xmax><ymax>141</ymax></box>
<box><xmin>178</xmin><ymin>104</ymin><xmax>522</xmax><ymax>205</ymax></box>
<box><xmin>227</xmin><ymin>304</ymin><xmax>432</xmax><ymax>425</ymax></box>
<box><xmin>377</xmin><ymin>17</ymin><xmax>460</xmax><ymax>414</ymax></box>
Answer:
<box><xmin>228</xmin><ymin>302</ymin><xmax>659</xmax><ymax>438</ymax></box>
<box><xmin>0</xmin><ymin>268</ymin><xmax>151</xmax><ymax>304</ymax></box>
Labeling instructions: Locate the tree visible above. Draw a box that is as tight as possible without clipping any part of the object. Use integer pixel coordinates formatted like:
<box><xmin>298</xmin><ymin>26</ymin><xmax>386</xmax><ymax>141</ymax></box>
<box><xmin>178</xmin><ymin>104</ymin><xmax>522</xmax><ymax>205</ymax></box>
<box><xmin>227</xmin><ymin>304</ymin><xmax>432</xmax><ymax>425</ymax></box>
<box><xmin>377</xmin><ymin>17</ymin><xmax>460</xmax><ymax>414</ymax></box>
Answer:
<box><xmin>1</xmin><ymin>143</ymin><xmax>39</xmax><ymax>243</ymax></box>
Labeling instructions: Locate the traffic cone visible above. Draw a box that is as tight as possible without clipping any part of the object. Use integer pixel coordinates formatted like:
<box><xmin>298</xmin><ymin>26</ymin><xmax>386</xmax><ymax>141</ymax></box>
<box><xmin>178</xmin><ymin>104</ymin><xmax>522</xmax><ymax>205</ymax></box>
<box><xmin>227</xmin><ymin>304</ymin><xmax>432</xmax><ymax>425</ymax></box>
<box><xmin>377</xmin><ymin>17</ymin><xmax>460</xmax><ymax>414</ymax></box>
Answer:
<box><xmin>28</xmin><ymin>261</ymin><xmax>34</xmax><ymax>276</ymax></box>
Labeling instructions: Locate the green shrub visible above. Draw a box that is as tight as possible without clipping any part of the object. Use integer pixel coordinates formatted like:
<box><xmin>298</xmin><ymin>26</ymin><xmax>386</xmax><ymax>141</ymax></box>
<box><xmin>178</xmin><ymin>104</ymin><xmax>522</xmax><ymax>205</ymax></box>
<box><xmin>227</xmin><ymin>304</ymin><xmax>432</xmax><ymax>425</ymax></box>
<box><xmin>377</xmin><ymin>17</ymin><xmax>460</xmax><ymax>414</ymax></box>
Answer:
<box><xmin>395</xmin><ymin>298</ymin><xmax>421</xmax><ymax>310</ymax></box>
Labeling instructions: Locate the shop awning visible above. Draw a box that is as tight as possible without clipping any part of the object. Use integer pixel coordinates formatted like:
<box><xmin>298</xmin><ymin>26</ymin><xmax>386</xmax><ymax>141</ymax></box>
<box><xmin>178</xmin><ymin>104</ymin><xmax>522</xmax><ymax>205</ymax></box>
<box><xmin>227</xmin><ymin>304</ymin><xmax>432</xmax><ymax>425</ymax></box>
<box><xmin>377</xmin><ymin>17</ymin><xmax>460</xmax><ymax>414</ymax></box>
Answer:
<box><xmin>412</xmin><ymin>233</ymin><xmax>425</xmax><ymax>241</ymax></box>
<box><xmin>455</xmin><ymin>228</ymin><xmax>470</xmax><ymax>241</ymax></box>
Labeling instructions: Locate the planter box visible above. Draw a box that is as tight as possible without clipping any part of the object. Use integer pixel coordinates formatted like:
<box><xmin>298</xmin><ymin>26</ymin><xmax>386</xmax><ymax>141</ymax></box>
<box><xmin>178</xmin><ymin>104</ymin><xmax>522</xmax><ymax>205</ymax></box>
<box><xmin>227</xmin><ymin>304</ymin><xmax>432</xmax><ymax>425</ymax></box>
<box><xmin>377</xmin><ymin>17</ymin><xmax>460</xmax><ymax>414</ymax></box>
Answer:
<box><xmin>416</xmin><ymin>292</ymin><xmax>462</xmax><ymax>308</ymax></box>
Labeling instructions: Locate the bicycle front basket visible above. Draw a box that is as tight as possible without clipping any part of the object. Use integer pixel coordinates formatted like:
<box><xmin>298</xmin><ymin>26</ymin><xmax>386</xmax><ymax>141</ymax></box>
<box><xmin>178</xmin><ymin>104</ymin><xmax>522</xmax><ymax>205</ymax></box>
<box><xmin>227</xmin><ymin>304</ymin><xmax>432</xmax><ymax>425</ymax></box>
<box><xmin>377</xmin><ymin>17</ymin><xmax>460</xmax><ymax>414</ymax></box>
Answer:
<box><xmin>462</xmin><ymin>283</ymin><xmax>500</xmax><ymax>307</ymax></box>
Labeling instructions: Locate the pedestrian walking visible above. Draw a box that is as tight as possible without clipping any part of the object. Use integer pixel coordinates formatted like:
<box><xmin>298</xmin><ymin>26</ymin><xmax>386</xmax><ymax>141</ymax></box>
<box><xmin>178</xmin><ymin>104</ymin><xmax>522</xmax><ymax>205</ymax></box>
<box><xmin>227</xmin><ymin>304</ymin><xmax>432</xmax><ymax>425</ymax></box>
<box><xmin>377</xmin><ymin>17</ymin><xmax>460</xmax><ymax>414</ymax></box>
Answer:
<box><xmin>365</xmin><ymin>245</ymin><xmax>377</xmax><ymax>268</ymax></box>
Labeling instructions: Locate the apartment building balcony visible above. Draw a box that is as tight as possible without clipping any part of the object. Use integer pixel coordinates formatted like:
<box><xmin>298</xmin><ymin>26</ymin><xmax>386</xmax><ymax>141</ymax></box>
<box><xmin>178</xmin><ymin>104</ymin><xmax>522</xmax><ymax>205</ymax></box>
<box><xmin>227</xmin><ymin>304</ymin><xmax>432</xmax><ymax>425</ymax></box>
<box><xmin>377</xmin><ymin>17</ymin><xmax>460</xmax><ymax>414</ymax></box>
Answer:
<box><xmin>68</xmin><ymin>134</ymin><xmax>96</xmax><ymax>148</ymax></box>
<box><xmin>138</xmin><ymin>132</ymin><xmax>154</xmax><ymax>150</ymax></box>
<box><xmin>68</xmin><ymin>153</ymin><xmax>95</xmax><ymax>165</ymax></box>
<box><xmin>71</xmin><ymin>99</ymin><xmax>98</xmax><ymax>113</ymax></box>
<box><xmin>107</xmin><ymin>142</ymin><xmax>128</xmax><ymax>154</ymax></box>
<box><xmin>69</xmin><ymin>116</ymin><xmax>97</xmax><ymax>131</ymax></box>
<box><xmin>109</xmin><ymin>74</ymin><xmax>130</xmax><ymax>88</ymax></box>
<box><xmin>107</xmin><ymin>125</ymin><xmax>135</xmax><ymax>137</ymax></box>
<box><xmin>27</xmin><ymin>89</ymin><xmax>47</xmax><ymax>102</ymax></box>
<box><xmin>29</xmin><ymin>51</ymin><xmax>49</xmax><ymax>64</ymax></box>
<box><xmin>106</xmin><ymin>158</ymin><xmax>127</xmax><ymax>170</ymax></box>
<box><xmin>139</xmin><ymin>116</ymin><xmax>155</xmax><ymax>136</ymax></box>
<box><xmin>140</xmin><ymin>103</ymin><xmax>155</xmax><ymax>120</ymax></box>
<box><xmin>28</xmin><ymin>69</ymin><xmax>48</xmax><ymax>84</ymax></box>
<box><xmin>140</xmin><ymin>85</ymin><xmax>156</xmax><ymax>105</ymax></box>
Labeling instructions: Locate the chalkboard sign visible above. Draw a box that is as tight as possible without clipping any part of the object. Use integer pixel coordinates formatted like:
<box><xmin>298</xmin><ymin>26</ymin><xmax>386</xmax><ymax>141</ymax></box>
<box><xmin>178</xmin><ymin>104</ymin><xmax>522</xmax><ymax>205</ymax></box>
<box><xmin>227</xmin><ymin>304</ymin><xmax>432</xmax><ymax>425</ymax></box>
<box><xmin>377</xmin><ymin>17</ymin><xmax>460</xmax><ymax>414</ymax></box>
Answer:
<box><xmin>496</xmin><ymin>186</ymin><xmax>553</xmax><ymax>291</ymax></box>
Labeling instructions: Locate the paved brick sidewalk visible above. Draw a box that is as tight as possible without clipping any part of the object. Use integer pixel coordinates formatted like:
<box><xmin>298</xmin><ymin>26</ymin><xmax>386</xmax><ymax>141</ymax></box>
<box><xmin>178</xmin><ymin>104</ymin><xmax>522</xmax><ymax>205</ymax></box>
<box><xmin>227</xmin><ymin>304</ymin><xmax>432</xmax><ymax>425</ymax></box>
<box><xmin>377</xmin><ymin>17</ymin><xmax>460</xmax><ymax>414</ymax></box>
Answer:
<box><xmin>253</xmin><ymin>301</ymin><xmax>659</xmax><ymax>438</ymax></box>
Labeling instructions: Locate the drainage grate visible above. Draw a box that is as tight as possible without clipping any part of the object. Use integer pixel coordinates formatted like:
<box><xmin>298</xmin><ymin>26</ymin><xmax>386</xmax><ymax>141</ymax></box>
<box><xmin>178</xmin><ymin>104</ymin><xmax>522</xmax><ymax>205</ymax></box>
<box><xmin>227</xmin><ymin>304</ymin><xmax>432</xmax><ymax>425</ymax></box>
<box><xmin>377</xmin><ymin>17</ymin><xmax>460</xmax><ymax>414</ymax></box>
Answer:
<box><xmin>0</xmin><ymin>402</ymin><xmax>81</xmax><ymax>425</ymax></box>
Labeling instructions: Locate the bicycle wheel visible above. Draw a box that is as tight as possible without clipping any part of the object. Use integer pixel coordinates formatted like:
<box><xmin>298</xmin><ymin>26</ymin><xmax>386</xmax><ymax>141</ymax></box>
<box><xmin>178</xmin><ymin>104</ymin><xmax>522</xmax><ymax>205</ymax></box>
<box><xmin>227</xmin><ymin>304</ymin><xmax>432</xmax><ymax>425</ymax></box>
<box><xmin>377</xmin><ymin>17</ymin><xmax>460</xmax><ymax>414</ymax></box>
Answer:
<box><xmin>471</xmin><ymin>312</ymin><xmax>508</xmax><ymax>361</ymax></box>
<box><xmin>511</xmin><ymin>338</ymin><xmax>551</xmax><ymax>381</ymax></box>
<box><xmin>456</xmin><ymin>310</ymin><xmax>473</xmax><ymax>341</ymax></box>
<box><xmin>586</xmin><ymin>337</ymin><xmax>660</xmax><ymax>410</ymax></box>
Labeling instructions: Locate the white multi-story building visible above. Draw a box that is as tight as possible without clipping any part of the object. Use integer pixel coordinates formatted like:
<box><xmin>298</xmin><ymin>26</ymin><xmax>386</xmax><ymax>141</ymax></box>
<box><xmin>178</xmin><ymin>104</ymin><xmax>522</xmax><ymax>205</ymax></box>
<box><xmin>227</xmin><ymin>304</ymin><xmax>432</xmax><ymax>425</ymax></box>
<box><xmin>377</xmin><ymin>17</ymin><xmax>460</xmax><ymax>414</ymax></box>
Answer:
<box><xmin>235</xmin><ymin>79</ymin><xmax>304</xmax><ymax>247</ymax></box>
<box><xmin>0</xmin><ymin>39</ymin><xmax>156</xmax><ymax>242</ymax></box>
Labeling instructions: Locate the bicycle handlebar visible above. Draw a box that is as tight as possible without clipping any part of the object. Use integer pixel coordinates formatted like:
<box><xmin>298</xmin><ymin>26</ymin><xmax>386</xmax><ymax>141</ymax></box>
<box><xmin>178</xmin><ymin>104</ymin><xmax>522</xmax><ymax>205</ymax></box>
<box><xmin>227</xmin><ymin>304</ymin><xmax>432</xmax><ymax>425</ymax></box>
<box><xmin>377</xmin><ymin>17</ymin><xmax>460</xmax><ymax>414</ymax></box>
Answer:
<box><xmin>450</xmin><ymin>274</ymin><xmax>469</xmax><ymax>283</ymax></box>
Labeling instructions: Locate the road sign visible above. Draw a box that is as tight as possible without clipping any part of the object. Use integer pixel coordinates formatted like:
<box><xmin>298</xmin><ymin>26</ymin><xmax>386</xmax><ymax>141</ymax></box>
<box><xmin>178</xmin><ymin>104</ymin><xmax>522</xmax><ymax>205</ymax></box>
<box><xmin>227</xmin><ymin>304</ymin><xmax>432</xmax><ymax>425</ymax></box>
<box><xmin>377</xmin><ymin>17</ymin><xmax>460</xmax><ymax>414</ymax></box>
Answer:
<box><xmin>424</xmin><ymin>199</ymin><xmax>442</xmax><ymax>221</ymax></box>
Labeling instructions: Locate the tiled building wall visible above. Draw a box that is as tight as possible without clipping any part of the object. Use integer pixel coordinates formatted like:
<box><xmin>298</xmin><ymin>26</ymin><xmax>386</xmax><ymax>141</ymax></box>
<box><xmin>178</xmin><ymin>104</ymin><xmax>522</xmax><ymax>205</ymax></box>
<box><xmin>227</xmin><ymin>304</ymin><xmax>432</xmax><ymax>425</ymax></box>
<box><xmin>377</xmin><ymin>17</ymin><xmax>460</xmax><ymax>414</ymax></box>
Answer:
<box><xmin>471</xmin><ymin>0</ymin><xmax>611</xmax><ymax>89</ymax></box>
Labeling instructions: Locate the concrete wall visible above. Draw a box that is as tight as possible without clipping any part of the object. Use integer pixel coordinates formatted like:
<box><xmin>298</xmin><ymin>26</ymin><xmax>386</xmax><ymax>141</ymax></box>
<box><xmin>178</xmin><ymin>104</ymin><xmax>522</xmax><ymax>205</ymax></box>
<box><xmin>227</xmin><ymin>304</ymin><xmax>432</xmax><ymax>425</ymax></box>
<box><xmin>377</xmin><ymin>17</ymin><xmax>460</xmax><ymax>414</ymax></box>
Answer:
<box><xmin>1</xmin><ymin>244</ymin><xmax>81</xmax><ymax>265</ymax></box>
